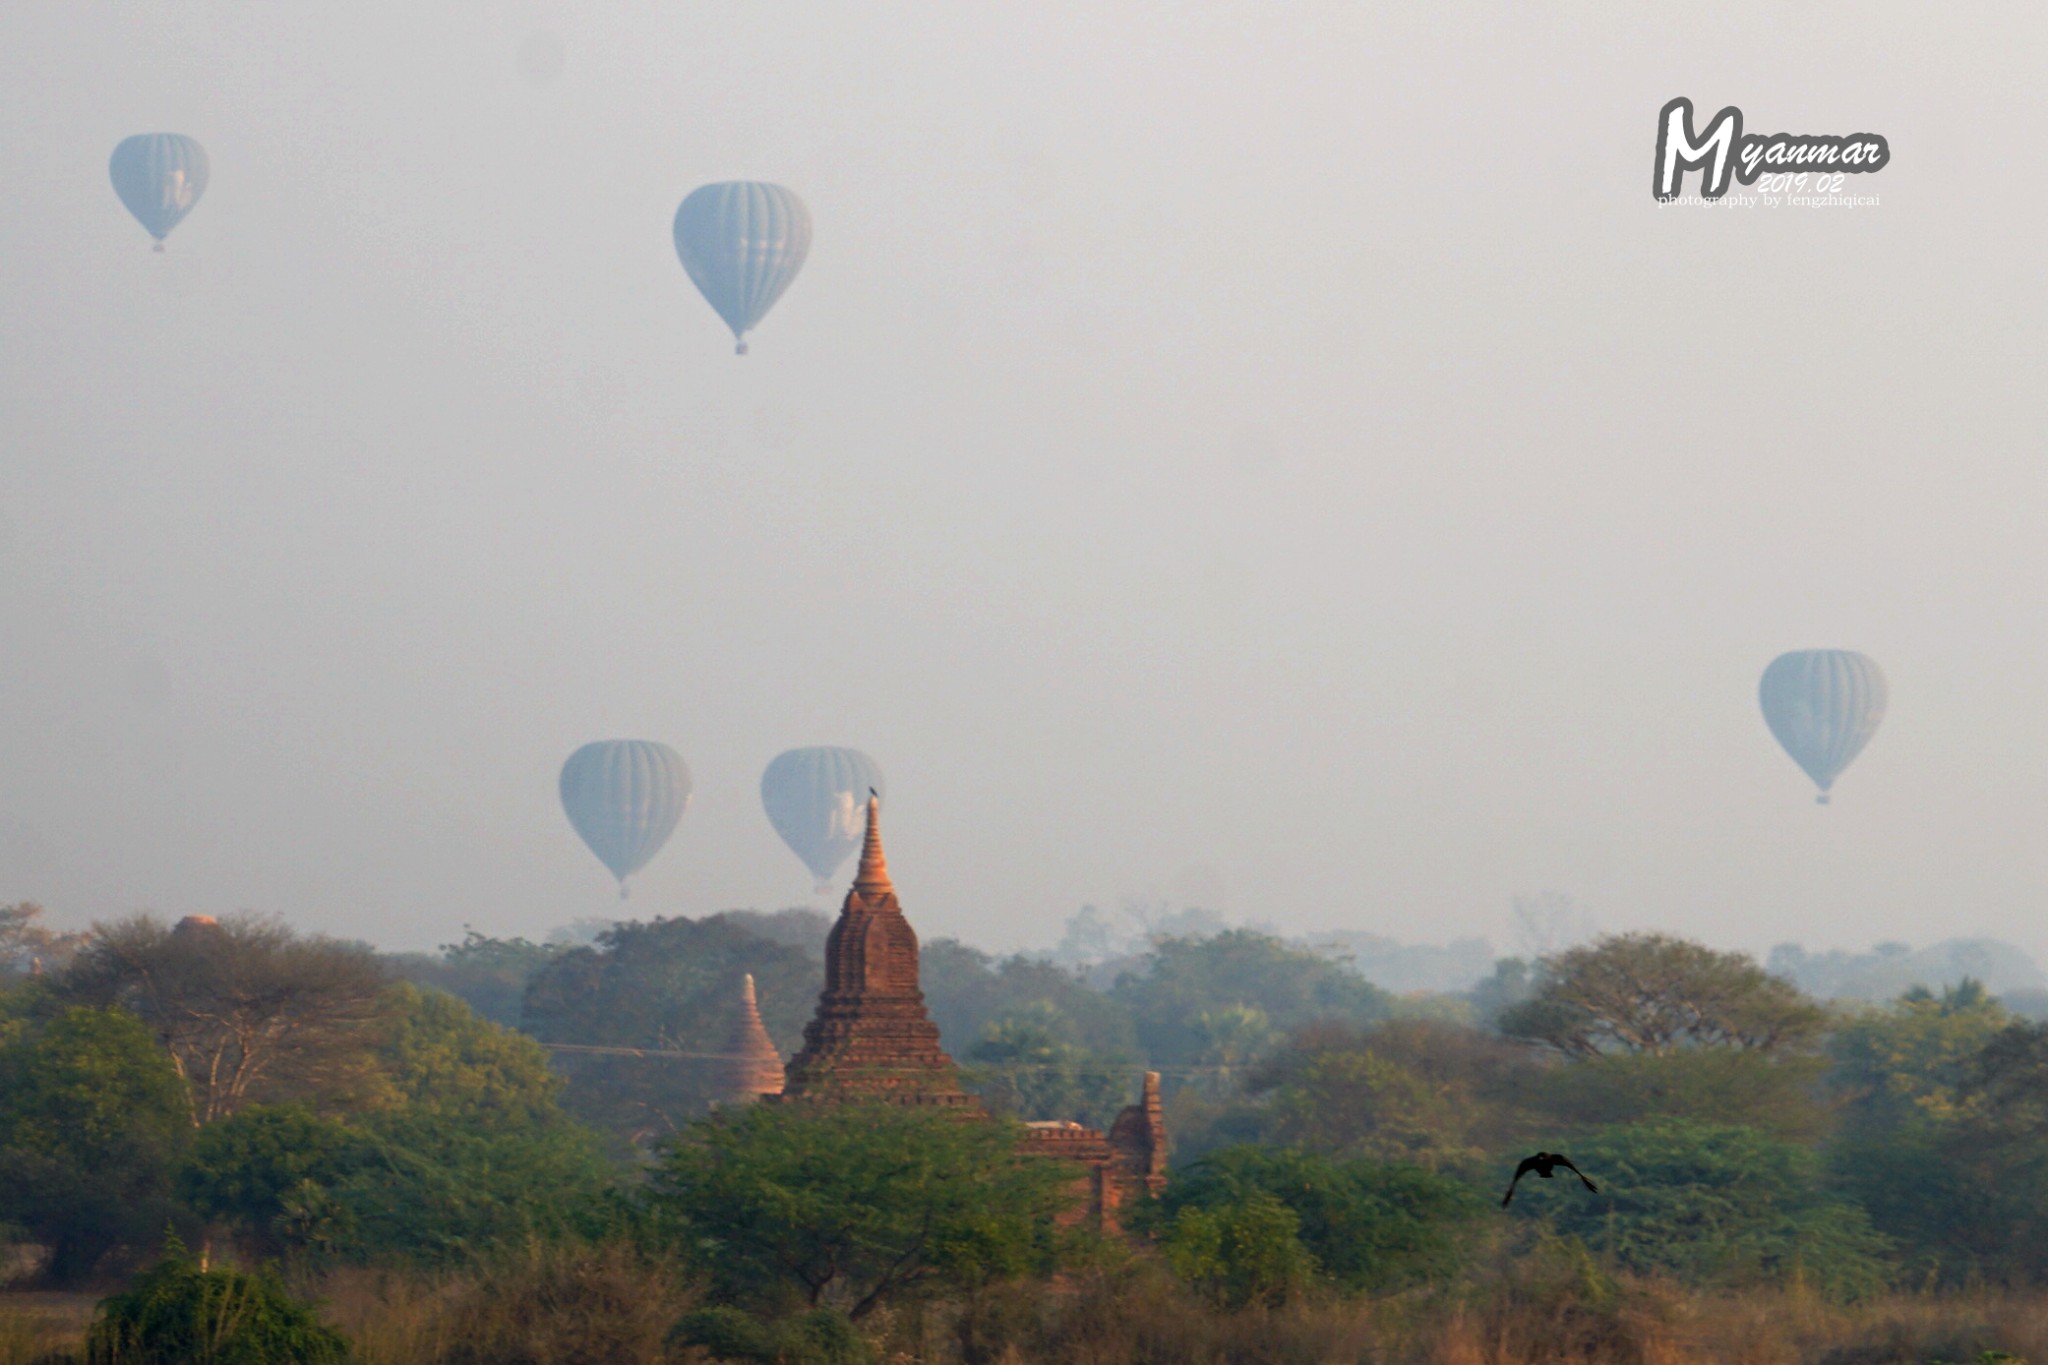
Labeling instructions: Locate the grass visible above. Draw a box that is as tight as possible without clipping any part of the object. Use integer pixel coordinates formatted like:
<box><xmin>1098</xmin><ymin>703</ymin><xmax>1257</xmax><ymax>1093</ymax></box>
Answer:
<box><xmin>7</xmin><ymin>1259</ymin><xmax>2048</xmax><ymax>1364</ymax></box>
<box><xmin>0</xmin><ymin>1292</ymin><xmax>94</xmax><ymax>1365</ymax></box>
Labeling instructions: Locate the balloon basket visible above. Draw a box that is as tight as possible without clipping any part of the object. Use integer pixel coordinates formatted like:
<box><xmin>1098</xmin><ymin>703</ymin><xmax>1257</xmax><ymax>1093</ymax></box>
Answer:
<box><xmin>152</xmin><ymin>242</ymin><xmax>165</xmax><ymax>253</ymax></box>
<box><xmin>1816</xmin><ymin>793</ymin><xmax>1830</xmax><ymax>805</ymax></box>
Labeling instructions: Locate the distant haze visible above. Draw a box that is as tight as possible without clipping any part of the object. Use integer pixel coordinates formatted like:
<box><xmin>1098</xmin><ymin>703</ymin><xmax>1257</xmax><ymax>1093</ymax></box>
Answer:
<box><xmin>2</xmin><ymin>5</ymin><xmax>2044</xmax><ymax>959</ymax></box>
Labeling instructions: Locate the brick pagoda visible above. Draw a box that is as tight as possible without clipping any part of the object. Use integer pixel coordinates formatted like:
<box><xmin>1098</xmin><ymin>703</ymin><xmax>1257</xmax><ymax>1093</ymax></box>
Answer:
<box><xmin>777</xmin><ymin>795</ymin><xmax>973</xmax><ymax>1106</ymax></box>
<box><xmin>774</xmin><ymin>795</ymin><xmax>1167</xmax><ymax>1227</ymax></box>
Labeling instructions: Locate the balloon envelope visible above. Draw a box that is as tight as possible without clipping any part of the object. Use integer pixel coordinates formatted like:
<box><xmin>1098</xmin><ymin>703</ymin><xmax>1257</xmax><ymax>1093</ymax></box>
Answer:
<box><xmin>110</xmin><ymin>134</ymin><xmax>209</xmax><ymax>244</ymax></box>
<box><xmin>1759</xmin><ymin>650</ymin><xmax>1887</xmax><ymax>802</ymax></box>
<box><xmin>672</xmin><ymin>182</ymin><xmax>811</xmax><ymax>354</ymax></box>
<box><xmin>761</xmin><ymin>747</ymin><xmax>885</xmax><ymax>889</ymax></box>
<box><xmin>559</xmin><ymin>741</ymin><xmax>691</xmax><ymax>892</ymax></box>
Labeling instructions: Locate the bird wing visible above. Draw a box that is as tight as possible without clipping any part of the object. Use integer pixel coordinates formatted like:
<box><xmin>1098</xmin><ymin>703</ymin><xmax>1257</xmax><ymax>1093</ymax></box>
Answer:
<box><xmin>1552</xmin><ymin>1155</ymin><xmax>1599</xmax><ymax>1192</ymax></box>
<box><xmin>1501</xmin><ymin>1155</ymin><xmax>1539</xmax><ymax>1207</ymax></box>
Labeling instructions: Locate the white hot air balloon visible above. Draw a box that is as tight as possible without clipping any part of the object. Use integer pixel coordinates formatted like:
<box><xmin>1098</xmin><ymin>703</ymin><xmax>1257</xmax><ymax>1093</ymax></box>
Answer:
<box><xmin>1759</xmin><ymin>650</ymin><xmax>1887</xmax><ymax>804</ymax></box>
<box><xmin>672</xmin><ymin>182</ymin><xmax>811</xmax><ymax>354</ymax></box>
<box><xmin>559</xmin><ymin>741</ymin><xmax>691</xmax><ymax>896</ymax></box>
<box><xmin>761</xmin><ymin>747</ymin><xmax>885</xmax><ymax>892</ymax></box>
<box><xmin>110</xmin><ymin>134</ymin><xmax>209</xmax><ymax>250</ymax></box>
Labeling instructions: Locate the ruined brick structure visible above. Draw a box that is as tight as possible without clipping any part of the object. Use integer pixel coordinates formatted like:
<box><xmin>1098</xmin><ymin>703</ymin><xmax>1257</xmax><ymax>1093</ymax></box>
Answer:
<box><xmin>776</xmin><ymin>796</ymin><xmax>1165</xmax><ymax>1227</ymax></box>
<box><xmin>1022</xmin><ymin>1070</ymin><xmax>1166</xmax><ymax>1227</ymax></box>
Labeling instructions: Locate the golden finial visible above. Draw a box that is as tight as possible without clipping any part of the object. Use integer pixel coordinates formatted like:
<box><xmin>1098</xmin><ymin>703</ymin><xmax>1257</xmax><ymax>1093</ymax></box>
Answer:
<box><xmin>853</xmin><ymin>790</ymin><xmax>892</xmax><ymax>894</ymax></box>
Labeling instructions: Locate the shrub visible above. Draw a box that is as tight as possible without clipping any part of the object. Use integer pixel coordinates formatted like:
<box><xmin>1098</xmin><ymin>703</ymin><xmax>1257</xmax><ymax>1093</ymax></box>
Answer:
<box><xmin>670</xmin><ymin>1306</ymin><xmax>872</xmax><ymax>1365</ymax></box>
<box><xmin>1160</xmin><ymin>1144</ymin><xmax>1485</xmax><ymax>1293</ymax></box>
<box><xmin>430</xmin><ymin>1240</ymin><xmax>694</xmax><ymax>1365</ymax></box>
<box><xmin>1523</xmin><ymin>1120</ymin><xmax>1893</xmax><ymax>1298</ymax></box>
<box><xmin>1161</xmin><ymin>1189</ymin><xmax>1318</xmax><ymax>1309</ymax></box>
<box><xmin>85</xmin><ymin>1249</ymin><xmax>348</xmax><ymax>1364</ymax></box>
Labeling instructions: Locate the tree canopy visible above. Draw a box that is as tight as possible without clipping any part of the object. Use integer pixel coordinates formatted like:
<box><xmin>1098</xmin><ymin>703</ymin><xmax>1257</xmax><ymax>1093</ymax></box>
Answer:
<box><xmin>1110</xmin><ymin>930</ymin><xmax>1392</xmax><ymax>1069</ymax></box>
<box><xmin>650</xmin><ymin>1102</ymin><xmax>1076</xmax><ymax>1320</ymax></box>
<box><xmin>0</xmin><ymin>1005</ymin><xmax>191</xmax><ymax>1283</ymax></box>
<box><xmin>56</xmin><ymin>914</ymin><xmax>389</xmax><ymax>1123</ymax></box>
<box><xmin>1498</xmin><ymin>932</ymin><xmax>1825</xmax><ymax>1059</ymax></box>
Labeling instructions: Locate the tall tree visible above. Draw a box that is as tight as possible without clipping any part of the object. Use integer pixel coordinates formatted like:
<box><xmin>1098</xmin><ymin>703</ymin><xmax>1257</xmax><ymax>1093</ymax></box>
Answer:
<box><xmin>652</xmin><ymin>1102</ymin><xmax>1074</xmax><ymax>1320</ymax></box>
<box><xmin>1161</xmin><ymin>1145</ymin><xmax>1483</xmax><ymax>1298</ymax></box>
<box><xmin>964</xmin><ymin>1000</ymin><xmax>1135</xmax><ymax>1128</ymax></box>
<box><xmin>0</xmin><ymin>1006</ymin><xmax>191</xmax><ymax>1283</ymax></box>
<box><xmin>0</xmin><ymin>902</ymin><xmax>87</xmax><ymax>978</ymax></box>
<box><xmin>1111</xmin><ymin>930</ymin><xmax>1390</xmax><ymax>1068</ymax></box>
<box><xmin>56</xmin><ymin>914</ymin><xmax>389</xmax><ymax>1124</ymax></box>
<box><xmin>921</xmin><ymin>939</ymin><xmax>1139</xmax><ymax>1060</ymax></box>
<box><xmin>1239</xmin><ymin>1018</ymin><xmax>1542</xmax><ymax>1169</ymax></box>
<box><xmin>522</xmin><ymin>913</ymin><xmax>822</xmax><ymax>1142</ymax></box>
<box><xmin>1499</xmin><ymin>933</ymin><xmax>1824</xmax><ymax>1059</ymax></box>
<box><xmin>379</xmin><ymin>981</ymin><xmax>565</xmax><ymax>1130</ymax></box>
<box><xmin>1829</xmin><ymin>979</ymin><xmax>2012</xmax><ymax>1130</ymax></box>
<box><xmin>1520</xmin><ymin>1120</ymin><xmax>1891</xmax><ymax>1298</ymax></box>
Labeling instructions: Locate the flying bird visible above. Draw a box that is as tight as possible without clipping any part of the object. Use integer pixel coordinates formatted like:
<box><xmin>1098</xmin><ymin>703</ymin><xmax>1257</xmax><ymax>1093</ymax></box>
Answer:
<box><xmin>1501</xmin><ymin>1152</ymin><xmax>1598</xmax><ymax>1207</ymax></box>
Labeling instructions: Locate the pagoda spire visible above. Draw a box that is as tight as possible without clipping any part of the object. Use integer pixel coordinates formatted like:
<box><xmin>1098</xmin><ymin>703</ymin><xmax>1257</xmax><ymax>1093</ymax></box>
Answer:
<box><xmin>852</xmin><ymin>790</ymin><xmax>892</xmax><ymax>896</ymax></box>
<box><xmin>715</xmin><ymin>972</ymin><xmax>785</xmax><ymax>1104</ymax></box>
<box><xmin>775</xmin><ymin>792</ymin><xmax>970</xmax><ymax>1107</ymax></box>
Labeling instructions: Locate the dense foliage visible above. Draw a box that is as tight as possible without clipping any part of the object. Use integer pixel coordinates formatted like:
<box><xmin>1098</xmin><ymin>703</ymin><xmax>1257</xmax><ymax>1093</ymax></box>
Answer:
<box><xmin>652</xmin><ymin>1101</ymin><xmax>1075</xmax><ymax>1320</ymax></box>
<box><xmin>85</xmin><ymin>1246</ymin><xmax>349</xmax><ymax>1364</ymax></box>
<box><xmin>0</xmin><ymin>1004</ymin><xmax>191</xmax><ymax>1283</ymax></box>
<box><xmin>520</xmin><ymin>912</ymin><xmax>825</xmax><ymax>1141</ymax></box>
<box><xmin>1160</xmin><ymin>1145</ymin><xmax>1485</xmax><ymax>1298</ymax></box>
<box><xmin>15</xmin><ymin>909</ymin><xmax>2048</xmax><ymax>1361</ymax></box>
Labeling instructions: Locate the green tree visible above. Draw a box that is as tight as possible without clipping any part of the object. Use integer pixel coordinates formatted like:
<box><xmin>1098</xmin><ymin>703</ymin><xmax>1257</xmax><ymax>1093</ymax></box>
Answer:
<box><xmin>921</xmin><ymin>940</ymin><xmax>1139</xmax><ymax>1060</ymax></box>
<box><xmin>1110</xmin><ymin>930</ymin><xmax>1390</xmax><ymax>1068</ymax></box>
<box><xmin>0</xmin><ymin>1005</ymin><xmax>191</xmax><ymax>1283</ymax></box>
<box><xmin>1499</xmin><ymin>933</ymin><xmax>1824</xmax><ymax>1058</ymax></box>
<box><xmin>964</xmin><ymin>1001</ymin><xmax>1135</xmax><ymax>1128</ymax></box>
<box><xmin>1160</xmin><ymin>1188</ymin><xmax>1319</xmax><ymax>1308</ymax></box>
<box><xmin>651</xmin><ymin>1102</ymin><xmax>1075</xmax><ymax>1320</ymax></box>
<box><xmin>57</xmin><ymin>914</ymin><xmax>390</xmax><ymax>1123</ymax></box>
<box><xmin>1535</xmin><ymin>1049</ymin><xmax>1832</xmax><ymax>1142</ymax></box>
<box><xmin>305</xmin><ymin>1107</ymin><xmax>617</xmax><ymax>1264</ymax></box>
<box><xmin>383</xmin><ymin>928</ymin><xmax>566</xmax><ymax>1028</ymax></box>
<box><xmin>86</xmin><ymin>1245</ymin><xmax>349</xmax><ymax>1364</ymax></box>
<box><xmin>1830</xmin><ymin>980</ymin><xmax>2013</xmax><ymax>1130</ymax></box>
<box><xmin>177</xmin><ymin>1106</ymin><xmax>370</xmax><ymax>1256</ymax></box>
<box><xmin>379</xmin><ymin>981</ymin><xmax>565</xmax><ymax>1129</ymax></box>
<box><xmin>522</xmin><ymin>913</ymin><xmax>822</xmax><ymax>1142</ymax></box>
<box><xmin>1162</xmin><ymin>1144</ymin><xmax>1484</xmax><ymax>1294</ymax></box>
<box><xmin>1521</xmin><ymin>1120</ymin><xmax>1891</xmax><ymax>1298</ymax></box>
<box><xmin>1853</xmin><ymin>1019</ymin><xmax>2048</xmax><ymax>1285</ymax></box>
<box><xmin>1237</xmin><ymin>1018</ymin><xmax>1541</xmax><ymax>1169</ymax></box>
<box><xmin>671</xmin><ymin>1306</ymin><xmax>872</xmax><ymax>1365</ymax></box>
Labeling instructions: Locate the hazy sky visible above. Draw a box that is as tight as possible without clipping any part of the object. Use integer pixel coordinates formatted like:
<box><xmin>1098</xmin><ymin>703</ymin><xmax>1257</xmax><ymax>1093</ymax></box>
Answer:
<box><xmin>3</xmin><ymin>3</ymin><xmax>2045</xmax><ymax>960</ymax></box>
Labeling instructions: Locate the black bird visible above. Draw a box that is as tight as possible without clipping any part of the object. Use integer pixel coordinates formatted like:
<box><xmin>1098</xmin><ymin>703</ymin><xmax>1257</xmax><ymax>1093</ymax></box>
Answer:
<box><xmin>1501</xmin><ymin>1152</ymin><xmax>1598</xmax><ymax>1207</ymax></box>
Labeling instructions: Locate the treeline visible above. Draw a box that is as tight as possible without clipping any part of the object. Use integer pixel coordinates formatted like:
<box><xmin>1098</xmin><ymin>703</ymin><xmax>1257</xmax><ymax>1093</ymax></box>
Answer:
<box><xmin>8</xmin><ymin>902</ymin><xmax>2048</xmax><ymax>1361</ymax></box>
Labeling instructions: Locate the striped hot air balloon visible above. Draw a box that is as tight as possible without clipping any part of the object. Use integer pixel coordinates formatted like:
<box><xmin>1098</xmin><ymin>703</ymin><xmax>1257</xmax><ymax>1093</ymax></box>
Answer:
<box><xmin>559</xmin><ymin>741</ymin><xmax>691</xmax><ymax>896</ymax></box>
<box><xmin>1759</xmin><ymin>650</ymin><xmax>1887</xmax><ymax>804</ymax></box>
<box><xmin>672</xmin><ymin>182</ymin><xmax>811</xmax><ymax>354</ymax></box>
<box><xmin>761</xmin><ymin>747</ymin><xmax>885</xmax><ymax>892</ymax></box>
<box><xmin>110</xmin><ymin>135</ymin><xmax>209</xmax><ymax>250</ymax></box>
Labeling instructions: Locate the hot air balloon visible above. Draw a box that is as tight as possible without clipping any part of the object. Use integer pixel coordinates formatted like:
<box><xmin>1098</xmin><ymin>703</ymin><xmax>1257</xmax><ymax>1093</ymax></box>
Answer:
<box><xmin>672</xmin><ymin>182</ymin><xmax>810</xmax><ymax>355</ymax></box>
<box><xmin>761</xmin><ymin>747</ymin><xmax>885</xmax><ymax>892</ymax></box>
<box><xmin>110</xmin><ymin>135</ymin><xmax>209</xmax><ymax>250</ymax></box>
<box><xmin>1759</xmin><ymin>650</ymin><xmax>1887</xmax><ymax>804</ymax></box>
<box><xmin>559</xmin><ymin>741</ymin><xmax>691</xmax><ymax>896</ymax></box>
